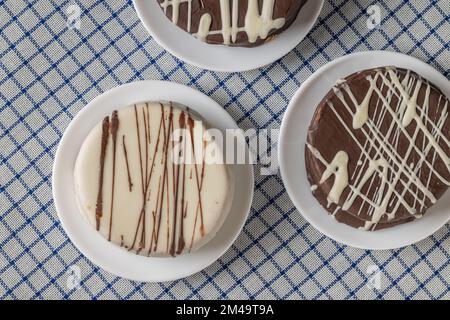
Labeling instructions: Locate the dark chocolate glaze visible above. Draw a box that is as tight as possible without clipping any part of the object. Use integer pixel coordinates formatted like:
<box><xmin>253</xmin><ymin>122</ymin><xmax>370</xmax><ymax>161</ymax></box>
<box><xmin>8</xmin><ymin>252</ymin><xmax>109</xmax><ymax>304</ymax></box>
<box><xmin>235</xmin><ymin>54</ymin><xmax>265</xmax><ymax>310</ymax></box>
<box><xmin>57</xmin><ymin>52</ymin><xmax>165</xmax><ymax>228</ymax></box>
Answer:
<box><xmin>158</xmin><ymin>0</ymin><xmax>307</xmax><ymax>47</ymax></box>
<box><xmin>305</xmin><ymin>67</ymin><xmax>450</xmax><ymax>231</ymax></box>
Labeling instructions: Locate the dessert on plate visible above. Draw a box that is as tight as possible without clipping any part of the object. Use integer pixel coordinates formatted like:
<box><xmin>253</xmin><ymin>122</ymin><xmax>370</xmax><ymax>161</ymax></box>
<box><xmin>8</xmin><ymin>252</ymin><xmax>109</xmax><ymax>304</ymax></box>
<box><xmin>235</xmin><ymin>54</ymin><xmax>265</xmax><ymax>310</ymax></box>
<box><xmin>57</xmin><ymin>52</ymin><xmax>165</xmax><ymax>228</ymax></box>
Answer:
<box><xmin>158</xmin><ymin>0</ymin><xmax>307</xmax><ymax>47</ymax></box>
<box><xmin>74</xmin><ymin>102</ymin><xmax>234</xmax><ymax>256</ymax></box>
<box><xmin>305</xmin><ymin>67</ymin><xmax>450</xmax><ymax>231</ymax></box>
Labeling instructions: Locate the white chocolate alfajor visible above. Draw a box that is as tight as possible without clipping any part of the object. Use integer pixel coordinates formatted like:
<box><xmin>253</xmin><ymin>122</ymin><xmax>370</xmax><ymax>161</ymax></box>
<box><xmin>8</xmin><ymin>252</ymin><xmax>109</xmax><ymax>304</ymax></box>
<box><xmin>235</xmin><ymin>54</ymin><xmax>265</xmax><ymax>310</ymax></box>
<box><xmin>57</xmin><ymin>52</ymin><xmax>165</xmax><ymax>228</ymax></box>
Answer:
<box><xmin>74</xmin><ymin>102</ymin><xmax>234</xmax><ymax>256</ymax></box>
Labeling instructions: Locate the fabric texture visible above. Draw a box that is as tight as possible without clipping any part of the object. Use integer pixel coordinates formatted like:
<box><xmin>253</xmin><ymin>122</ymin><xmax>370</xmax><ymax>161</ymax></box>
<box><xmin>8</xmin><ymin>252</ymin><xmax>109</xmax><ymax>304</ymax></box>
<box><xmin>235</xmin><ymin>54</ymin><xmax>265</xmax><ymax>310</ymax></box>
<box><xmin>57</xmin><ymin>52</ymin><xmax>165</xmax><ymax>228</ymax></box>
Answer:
<box><xmin>0</xmin><ymin>0</ymin><xmax>449</xmax><ymax>299</ymax></box>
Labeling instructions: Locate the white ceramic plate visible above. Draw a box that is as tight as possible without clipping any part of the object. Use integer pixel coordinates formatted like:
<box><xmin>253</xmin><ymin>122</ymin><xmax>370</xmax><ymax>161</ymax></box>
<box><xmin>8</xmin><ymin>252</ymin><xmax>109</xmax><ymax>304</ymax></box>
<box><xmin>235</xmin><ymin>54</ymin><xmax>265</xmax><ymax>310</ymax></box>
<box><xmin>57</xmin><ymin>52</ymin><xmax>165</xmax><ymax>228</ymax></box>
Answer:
<box><xmin>279</xmin><ymin>51</ymin><xmax>450</xmax><ymax>250</ymax></box>
<box><xmin>53</xmin><ymin>81</ymin><xmax>254</xmax><ymax>282</ymax></box>
<box><xmin>132</xmin><ymin>0</ymin><xmax>324</xmax><ymax>72</ymax></box>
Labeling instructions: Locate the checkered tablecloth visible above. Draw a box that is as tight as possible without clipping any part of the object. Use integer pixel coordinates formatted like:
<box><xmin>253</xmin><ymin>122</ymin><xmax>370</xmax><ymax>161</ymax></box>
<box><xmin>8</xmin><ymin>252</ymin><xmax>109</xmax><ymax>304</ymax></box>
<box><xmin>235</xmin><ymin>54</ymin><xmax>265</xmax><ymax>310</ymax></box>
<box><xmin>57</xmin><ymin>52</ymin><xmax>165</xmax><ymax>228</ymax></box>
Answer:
<box><xmin>1</xmin><ymin>0</ymin><xmax>449</xmax><ymax>300</ymax></box>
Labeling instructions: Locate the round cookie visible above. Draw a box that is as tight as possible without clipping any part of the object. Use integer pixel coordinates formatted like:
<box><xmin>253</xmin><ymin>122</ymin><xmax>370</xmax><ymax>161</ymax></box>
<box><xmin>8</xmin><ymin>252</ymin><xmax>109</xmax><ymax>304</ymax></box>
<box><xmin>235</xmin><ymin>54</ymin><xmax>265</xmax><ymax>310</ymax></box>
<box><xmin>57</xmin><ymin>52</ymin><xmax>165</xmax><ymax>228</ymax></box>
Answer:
<box><xmin>158</xmin><ymin>0</ymin><xmax>307</xmax><ymax>47</ymax></box>
<box><xmin>305</xmin><ymin>67</ymin><xmax>450</xmax><ymax>231</ymax></box>
<box><xmin>74</xmin><ymin>102</ymin><xmax>234</xmax><ymax>256</ymax></box>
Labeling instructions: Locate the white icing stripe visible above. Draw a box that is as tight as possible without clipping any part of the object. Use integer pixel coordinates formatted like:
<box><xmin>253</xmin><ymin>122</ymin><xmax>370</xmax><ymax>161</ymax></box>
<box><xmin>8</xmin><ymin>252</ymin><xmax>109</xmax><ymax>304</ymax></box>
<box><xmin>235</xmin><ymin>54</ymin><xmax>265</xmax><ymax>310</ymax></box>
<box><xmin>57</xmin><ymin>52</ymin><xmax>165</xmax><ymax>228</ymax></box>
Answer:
<box><xmin>307</xmin><ymin>144</ymin><xmax>349</xmax><ymax>207</ymax></box>
<box><xmin>319</xmin><ymin>151</ymin><xmax>349</xmax><ymax>207</ymax></box>
<box><xmin>244</xmin><ymin>0</ymin><xmax>285</xmax><ymax>43</ymax></box>
<box><xmin>335</xmin><ymin>83</ymin><xmax>439</xmax><ymax>203</ymax></box>
<box><xmin>393</xmin><ymin>94</ymin><xmax>448</xmax><ymax>216</ymax></box>
<box><xmin>350</xmin><ymin>76</ymin><xmax>391</xmax><ymax>216</ymax></box>
<box><xmin>220</xmin><ymin>0</ymin><xmax>232</xmax><ymax>44</ymax></box>
<box><xmin>197</xmin><ymin>14</ymin><xmax>212</xmax><ymax>41</ymax></box>
<box><xmin>232</xmin><ymin>0</ymin><xmax>239</xmax><ymax>43</ymax></box>
<box><xmin>328</xmin><ymin>102</ymin><xmax>420</xmax><ymax>219</ymax></box>
<box><xmin>187</xmin><ymin>0</ymin><xmax>192</xmax><ymax>32</ymax></box>
<box><xmin>160</xmin><ymin>0</ymin><xmax>286</xmax><ymax>44</ymax></box>
<box><xmin>309</xmin><ymin>67</ymin><xmax>450</xmax><ymax>230</ymax></box>
<box><xmin>336</xmin><ymin>74</ymin><xmax>378</xmax><ymax>129</ymax></box>
<box><xmin>340</xmin><ymin>70</ymin><xmax>449</xmax><ymax>190</ymax></box>
<box><xmin>371</xmin><ymin>82</ymin><xmax>450</xmax><ymax>176</ymax></box>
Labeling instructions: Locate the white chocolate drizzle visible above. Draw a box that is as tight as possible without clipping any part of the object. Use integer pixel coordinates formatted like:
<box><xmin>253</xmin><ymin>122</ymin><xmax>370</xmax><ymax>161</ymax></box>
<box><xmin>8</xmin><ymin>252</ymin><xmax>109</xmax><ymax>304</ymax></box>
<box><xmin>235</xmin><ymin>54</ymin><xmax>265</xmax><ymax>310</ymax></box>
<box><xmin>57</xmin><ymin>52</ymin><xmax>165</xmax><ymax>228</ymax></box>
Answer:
<box><xmin>308</xmin><ymin>67</ymin><xmax>450</xmax><ymax>230</ymax></box>
<box><xmin>159</xmin><ymin>0</ymin><xmax>286</xmax><ymax>44</ymax></box>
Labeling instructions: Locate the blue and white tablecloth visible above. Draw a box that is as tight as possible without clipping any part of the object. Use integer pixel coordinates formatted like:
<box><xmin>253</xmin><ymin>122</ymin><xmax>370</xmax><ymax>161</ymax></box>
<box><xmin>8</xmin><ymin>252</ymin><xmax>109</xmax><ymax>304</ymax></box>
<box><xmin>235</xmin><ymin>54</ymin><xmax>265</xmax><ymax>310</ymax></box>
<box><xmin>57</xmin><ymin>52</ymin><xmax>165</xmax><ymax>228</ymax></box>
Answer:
<box><xmin>1</xmin><ymin>0</ymin><xmax>449</xmax><ymax>300</ymax></box>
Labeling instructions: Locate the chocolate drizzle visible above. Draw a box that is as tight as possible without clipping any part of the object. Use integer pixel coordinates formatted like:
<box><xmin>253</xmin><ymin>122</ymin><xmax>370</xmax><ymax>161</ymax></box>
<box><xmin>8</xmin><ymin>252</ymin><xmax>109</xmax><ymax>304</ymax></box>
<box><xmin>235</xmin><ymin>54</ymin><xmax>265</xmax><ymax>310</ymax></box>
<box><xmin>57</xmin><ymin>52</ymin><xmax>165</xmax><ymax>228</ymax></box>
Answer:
<box><xmin>148</xmin><ymin>104</ymin><xmax>173</xmax><ymax>254</ymax></box>
<box><xmin>146</xmin><ymin>103</ymin><xmax>151</xmax><ymax>144</ymax></box>
<box><xmin>177</xmin><ymin>112</ymin><xmax>187</xmax><ymax>255</ymax></box>
<box><xmin>141</xmin><ymin>107</ymin><xmax>149</xmax><ymax>248</ymax></box>
<box><xmin>130</xmin><ymin>108</ymin><xmax>151</xmax><ymax>250</ymax></box>
<box><xmin>165</xmin><ymin>106</ymin><xmax>174</xmax><ymax>253</ymax></box>
<box><xmin>95</xmin><ymin>116</ymin><xmax>110</xmax><ymax>231</ymax></box>
<box><xmin>128</xmin><ymin>105</ymin><xmax>146</xmax><ymax>251</ymax></box>
<box><xmin>134</xmin><ymin>105</ymin><xmax>145</xmax><ymax>194</ymax></box>
<box><xmin>132</xmin><ymin>104</ymin><xmax>166</xmax><ymax>252</ymax></box>
<box><xmin>148</xmin><ymin>107</ymin><xmax>165</xmax><ymax>254</ymax></box>
<box><xmin>188</xmin><ymin>113</ymin><xmax>206</xmax><ymax>252</ymax></box>
<box><xmin>169</xmin><ymin>111</ymin><xmax>184</xmax><ymax>256</ymax></box>
<box><xmin>108</xmin><ymin>110</ymin><xmax>119</xmax><ymax>241</ymax></box>
<box><xmin>122</xmin><ymin>135</ymin><xmax>133</xmax><ymax>192</ymax></box>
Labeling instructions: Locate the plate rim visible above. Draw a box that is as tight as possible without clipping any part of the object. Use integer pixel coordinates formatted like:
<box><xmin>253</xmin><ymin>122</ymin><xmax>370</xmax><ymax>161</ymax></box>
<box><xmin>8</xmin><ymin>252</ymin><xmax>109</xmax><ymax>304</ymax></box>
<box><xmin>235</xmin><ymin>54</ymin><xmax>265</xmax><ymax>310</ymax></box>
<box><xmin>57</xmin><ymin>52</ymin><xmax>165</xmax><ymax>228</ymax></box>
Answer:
<box><xmin>279</xmin><ymin>50</ymin><xmax>450</xmax><ymax>250</ymax></box>
<box><xmin>52</xmin><ymin>80</ymin><xmax>254</xmax><ymax>282</ymax></box>
<box><xmin>132</xmin><ymin>0</ymin><xmax>324</xmax><ymax>72</ymax></box>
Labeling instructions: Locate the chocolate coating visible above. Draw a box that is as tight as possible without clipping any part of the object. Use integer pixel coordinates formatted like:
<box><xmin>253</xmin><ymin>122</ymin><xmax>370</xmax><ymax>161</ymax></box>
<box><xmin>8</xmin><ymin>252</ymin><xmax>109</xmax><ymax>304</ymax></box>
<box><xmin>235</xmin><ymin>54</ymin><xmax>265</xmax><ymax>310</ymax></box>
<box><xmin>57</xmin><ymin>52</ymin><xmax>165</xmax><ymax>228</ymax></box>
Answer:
<box><xmin>306</xmin><ymin>67</ymin><xmax>450</xmax><ymax>231</ymax></box>
<box><xmin>158</xmin><ymin>0</ymin><xmax>307</xmax><ymax>47</ymax></box>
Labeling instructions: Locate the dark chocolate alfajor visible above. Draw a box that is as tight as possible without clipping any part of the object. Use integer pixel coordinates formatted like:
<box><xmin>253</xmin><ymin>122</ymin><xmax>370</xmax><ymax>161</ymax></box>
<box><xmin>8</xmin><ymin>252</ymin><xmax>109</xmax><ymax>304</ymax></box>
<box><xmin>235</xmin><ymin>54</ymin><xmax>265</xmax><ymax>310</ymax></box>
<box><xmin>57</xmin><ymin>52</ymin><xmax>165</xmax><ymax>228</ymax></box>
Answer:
<box><xmin>305</xmin><ymin>67</ymin><xmax>450</xmax><ymax>231</ymax></box>
<box><xmin>158</xmin><ymin>0</ymin><xmax>307</xmax><ymax>47</ymax></box>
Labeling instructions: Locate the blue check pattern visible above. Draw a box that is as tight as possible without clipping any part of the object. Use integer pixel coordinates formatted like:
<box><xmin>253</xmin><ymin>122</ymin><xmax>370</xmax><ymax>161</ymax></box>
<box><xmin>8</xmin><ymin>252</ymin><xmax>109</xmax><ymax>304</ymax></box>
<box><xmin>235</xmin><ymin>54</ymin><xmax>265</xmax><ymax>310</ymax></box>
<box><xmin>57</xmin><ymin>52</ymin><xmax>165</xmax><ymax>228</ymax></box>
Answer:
<box><xmin>1</xmin><ymin>0</ymin><xmax>450</xmax><ymax>300</ymax></box>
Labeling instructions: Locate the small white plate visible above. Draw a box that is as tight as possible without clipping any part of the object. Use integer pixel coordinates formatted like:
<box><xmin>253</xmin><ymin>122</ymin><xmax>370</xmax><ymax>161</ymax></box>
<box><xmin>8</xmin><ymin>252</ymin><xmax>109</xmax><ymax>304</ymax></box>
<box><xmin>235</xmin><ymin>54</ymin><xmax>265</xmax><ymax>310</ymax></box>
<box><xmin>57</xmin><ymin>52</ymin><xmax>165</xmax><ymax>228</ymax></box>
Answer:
<box><xmin>279</xmin><ymin>51</ymin><xmax>450</xmax><ymax>250</ymax></box>
<box><xmin>132</xmin><ymin>0</ymin><xmax>324</xmax><ymax>72</ymax></box>
<box><xmin>53</xmin><ymin>81</ymin><xmax>254</xmax><ymax>282</ymax></box>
